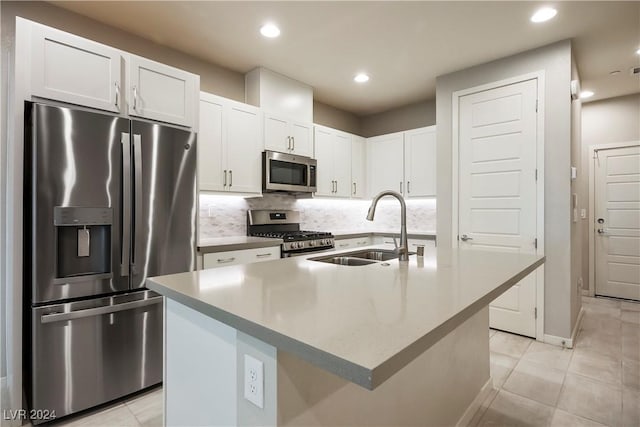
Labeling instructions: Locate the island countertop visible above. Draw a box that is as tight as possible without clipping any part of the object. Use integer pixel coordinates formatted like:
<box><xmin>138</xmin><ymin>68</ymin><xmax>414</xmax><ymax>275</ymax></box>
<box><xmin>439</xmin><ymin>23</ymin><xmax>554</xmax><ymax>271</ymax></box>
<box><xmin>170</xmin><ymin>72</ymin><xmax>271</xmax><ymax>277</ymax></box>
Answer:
<box><xmin>147</xmin><ymin>246</ymin><xmax>544</xmax><ymax>389</ymax></box>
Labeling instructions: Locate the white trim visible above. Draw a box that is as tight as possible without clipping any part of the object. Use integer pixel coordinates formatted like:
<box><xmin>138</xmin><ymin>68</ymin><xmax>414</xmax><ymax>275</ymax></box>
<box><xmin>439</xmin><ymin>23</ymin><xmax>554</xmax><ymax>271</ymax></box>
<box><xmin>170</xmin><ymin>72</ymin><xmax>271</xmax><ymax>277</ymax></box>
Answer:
<box><xmin>456</xmin><ymin>378</ymin><xmax>494</xmax><ymax>427</ymax></box>
<box><xmin>588</xmin><ymin>141</ymin><xmax>640</xmax><ymax>298</ymax></box>
<box><xmin>451</xmin><ymin>71</ymin><xmax>546</xmax><ymax>341</ymax></box>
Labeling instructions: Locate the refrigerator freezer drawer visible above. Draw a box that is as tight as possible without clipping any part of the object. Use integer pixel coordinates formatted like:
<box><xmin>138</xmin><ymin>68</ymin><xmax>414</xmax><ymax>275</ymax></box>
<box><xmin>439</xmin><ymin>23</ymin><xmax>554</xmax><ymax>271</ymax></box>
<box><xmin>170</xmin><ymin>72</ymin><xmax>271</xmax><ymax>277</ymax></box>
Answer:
<box><xmin>28</xmin><ymin>291</ymin><xmax>163</xmax><ymax>423</ymax></box>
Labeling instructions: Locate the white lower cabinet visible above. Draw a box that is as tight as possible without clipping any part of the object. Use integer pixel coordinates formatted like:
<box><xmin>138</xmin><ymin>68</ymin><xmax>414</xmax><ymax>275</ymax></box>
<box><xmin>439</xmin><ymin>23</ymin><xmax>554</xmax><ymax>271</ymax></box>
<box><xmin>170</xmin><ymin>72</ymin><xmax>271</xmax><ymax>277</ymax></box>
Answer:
<box><xmin>372</xmin><ymin>236</ymin><xmax>435</xmax><ymax>248</ymax></box>
<box><xmin>202</xmin><ymin>247</ymin><xmax>280</xmax><ymax>269</ymax></box>
<box><xmin>334</xmin><ymin>237</ymin><xmax>372</xmax><ymax>250</ymax></box>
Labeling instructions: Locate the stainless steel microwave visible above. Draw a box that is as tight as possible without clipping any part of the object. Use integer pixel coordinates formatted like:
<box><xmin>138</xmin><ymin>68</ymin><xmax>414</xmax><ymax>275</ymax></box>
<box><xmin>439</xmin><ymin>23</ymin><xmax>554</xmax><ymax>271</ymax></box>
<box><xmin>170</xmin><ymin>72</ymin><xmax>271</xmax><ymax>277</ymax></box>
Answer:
<box><xmin>262</xmin><ymin>151</ymin><xmax>317</xmax><ymax>193</ymax></box>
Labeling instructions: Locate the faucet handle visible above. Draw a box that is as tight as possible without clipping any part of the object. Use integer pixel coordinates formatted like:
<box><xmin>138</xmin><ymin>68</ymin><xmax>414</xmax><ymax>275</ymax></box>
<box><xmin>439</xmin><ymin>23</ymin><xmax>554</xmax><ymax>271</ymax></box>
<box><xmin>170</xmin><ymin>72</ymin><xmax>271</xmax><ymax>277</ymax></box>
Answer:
<box><xmin>392</xmin><ymin>237</ymin><xmax>399</xmax><ymax>250</ymax></box>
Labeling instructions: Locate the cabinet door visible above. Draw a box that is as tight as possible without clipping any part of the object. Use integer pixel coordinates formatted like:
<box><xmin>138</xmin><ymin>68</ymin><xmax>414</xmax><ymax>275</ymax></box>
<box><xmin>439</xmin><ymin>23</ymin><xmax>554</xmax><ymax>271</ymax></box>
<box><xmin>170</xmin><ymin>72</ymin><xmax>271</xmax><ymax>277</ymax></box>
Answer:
<box><xmin>198</xmin><ymin>96</ymin><xmax>226</xmax><ymax>192</ymax></box>
<box><xmin>226</xmin><ymin>103</ymin><xmax>263</xmax><ymax>194</ymax></box>
<box><xmin>290</xmin><ymin>121</ymin><xmax>313</xmax><ymax>157</ymax></box>
<box><xmin>366</xmin><ymin>133</ymin><xmax>404</xmax><ymax>197</ymax></box>
<box><xmin>333</xmin><ymin>133</ymin><xmax>352</xmax><ymax>197</ymax></box>
<box><xmin>129</xmin><ymin>56</ymin><xmax>196</xmax><ymax>127</ymax></box>
<box><xmin>30</xmin><ymin>24</ymin><xmax>122</xmax><ymax>113</ymax></box>
<box><xmin>405</xmin><ymin>126</ymin><xmax>436</xmax><ymax>197</ymax></box>
<box><xmin>264</xmin><ymin>113</ymin><xmax>290</xmax><ymax>153</ymax></box>
<box><xmin>351</xmin><ymin>136</ymin><xmax>366</xmax><ymax>198</ymax></box>
<box><xmin>313</xmin><ymin>127</ymin><xmax>335</xmax><ymax>196</ymax></box>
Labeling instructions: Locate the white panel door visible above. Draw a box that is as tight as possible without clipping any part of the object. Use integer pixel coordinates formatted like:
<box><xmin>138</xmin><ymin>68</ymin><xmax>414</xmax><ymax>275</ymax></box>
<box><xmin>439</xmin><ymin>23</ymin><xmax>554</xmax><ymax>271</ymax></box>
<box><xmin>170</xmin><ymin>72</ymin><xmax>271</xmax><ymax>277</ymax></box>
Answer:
<box><xmin>458</xmin><ymin>79</ymin><xmax>538</xmax><ymax>338</ymax></box>
<box><xmin>351</xmin><ymin>136</ymin><xmax>366</xmax><ymax>198</ymax></box>
<box><xmin>264</xmin><ymin>113</ymin><xmax>290</xmax><ymax>153</ymax></box>
<box><xmin>290</xmin><ymin>121</ymin><xmax>313</xmax><ymax>157</ymax></box>
<box><xmin>129</xmin><ymin>55</ymin><xmax>196</xmax><ymax>127</ymax></box>
<box><xmin>313</xmin><ymin>127</ymin><xmax>335</xmax><ymax>196</ymax></box>
<box><xmin>198</xmin><ymin>96</ymin><xmax>225</xmax><ymax>192</ymax></box>
<box><xmin>30</xmin><ymin>23</ymin><xmax>122</xmax><ymax>113</ymax></box>
<box><xmin>226</xmin><ymin>103</ymin><xmax>263</xmax><ymax>194</ymax></box>
<box><xmin>367</xmin><ymin>133</ymin><xmax>404</xmax><ymax>197</ymax></box>
<box><xmin>333</xmin><ymin>133</ymin><xmax>352</xmax><ymax>197</ymax></box>
<box><xmin>405</xmin><ymin>126</ymin><xmax>437</xmax><ymax>197</ymax></box>
<box><xmin>595</xmin><ymin>145</ymin><xmax>640</xmax><ymax>300</ymax></box>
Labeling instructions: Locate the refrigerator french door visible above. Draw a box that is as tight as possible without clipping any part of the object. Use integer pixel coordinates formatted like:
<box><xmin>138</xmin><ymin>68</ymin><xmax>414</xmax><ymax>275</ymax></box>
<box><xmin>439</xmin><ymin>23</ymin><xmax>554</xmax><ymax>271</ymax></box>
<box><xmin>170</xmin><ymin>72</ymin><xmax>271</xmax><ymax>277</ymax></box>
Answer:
<box><xmin>24</xmin><ymin>102</ymin><xmax>197</xmax><ymax>422</ymax></box>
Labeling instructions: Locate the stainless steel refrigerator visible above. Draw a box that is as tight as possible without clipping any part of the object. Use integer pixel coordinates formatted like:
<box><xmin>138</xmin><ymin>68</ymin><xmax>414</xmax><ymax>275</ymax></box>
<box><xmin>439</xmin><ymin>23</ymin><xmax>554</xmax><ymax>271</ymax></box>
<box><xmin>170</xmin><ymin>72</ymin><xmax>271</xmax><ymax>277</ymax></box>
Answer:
<box><xmin>23</xmin><ymin>101</ymin><xmax>197</xmax><ymax>423</ymax></box>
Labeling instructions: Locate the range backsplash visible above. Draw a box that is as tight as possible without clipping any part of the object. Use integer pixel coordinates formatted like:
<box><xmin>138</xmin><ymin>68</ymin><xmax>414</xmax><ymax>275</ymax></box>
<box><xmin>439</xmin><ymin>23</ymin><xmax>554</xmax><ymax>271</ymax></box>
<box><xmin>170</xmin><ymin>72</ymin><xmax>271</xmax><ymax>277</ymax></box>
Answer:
<box><xmin>199</xmin><ymin>194</ymin><xmax>436</xmax><ymax>240</ymax></box>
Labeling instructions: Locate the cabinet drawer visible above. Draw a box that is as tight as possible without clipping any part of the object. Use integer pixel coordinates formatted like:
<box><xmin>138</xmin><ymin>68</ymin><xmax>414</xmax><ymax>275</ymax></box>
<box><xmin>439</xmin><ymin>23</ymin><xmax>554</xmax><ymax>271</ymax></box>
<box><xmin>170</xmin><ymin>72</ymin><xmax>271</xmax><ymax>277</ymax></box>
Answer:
<box><xmin>202</xmin><ymin>246</ymin><xmax>280</xmax><ymax>269</ymax></box>
<box><xmin>334</xmin><ymin>237</ymin><xmax>371</xmax><ymax>250</ymax></box>
<box><xmin>408</xmin><ymin>239</ymin><xmax>435</xmax><ymax>249</ymax></box>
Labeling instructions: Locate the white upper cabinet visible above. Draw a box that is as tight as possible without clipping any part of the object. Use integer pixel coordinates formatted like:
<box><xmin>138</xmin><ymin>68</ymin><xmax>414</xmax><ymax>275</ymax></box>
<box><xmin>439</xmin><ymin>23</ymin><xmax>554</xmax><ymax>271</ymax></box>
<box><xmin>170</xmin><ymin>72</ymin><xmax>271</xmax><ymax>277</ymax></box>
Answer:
<box><xmin>404</xmin><ymin>126</ymin><xmax>436</xmax><ymax>197</ymax></box>
<box><xmin>366</xmin><ymin>132</ymin><xmax>405</xmax><ymax>196</ymax></box>
<box><xmin>30</xmin><ymin>23</ymin><xmax>122</xmax><ymax>113</ymax></box>
<box><xmin>313</xmin><ymin>126</ymin><xmax>351</xmax><ymax>198</ymax></box>
<box><xmin>351</xmin><ymin>136</ymin><xmax>366</xmax><ymax>198</ymax></box>
<box><xmin>199</xmin><ymin>92</ymin><xmax>263</xmax><ymax>194</ymax></box>
<box><xmin>264</xmin><ymin>112</ymin><xmax>313</xmax><ymax>157</ymax></box>
<box><xmin>128</xmin><ymin>56</ymin><xmax>198</xmax><ymax>128</ymax></box>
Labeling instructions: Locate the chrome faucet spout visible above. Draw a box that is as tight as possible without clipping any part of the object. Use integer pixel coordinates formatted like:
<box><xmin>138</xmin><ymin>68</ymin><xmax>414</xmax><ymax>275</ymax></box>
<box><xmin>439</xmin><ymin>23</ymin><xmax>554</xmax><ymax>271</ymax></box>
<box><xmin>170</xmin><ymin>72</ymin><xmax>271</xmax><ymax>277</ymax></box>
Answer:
<box><xmin>366</xmin><ymin>190</ymin><xmax>409</xmax><ymax>261</ymax></box>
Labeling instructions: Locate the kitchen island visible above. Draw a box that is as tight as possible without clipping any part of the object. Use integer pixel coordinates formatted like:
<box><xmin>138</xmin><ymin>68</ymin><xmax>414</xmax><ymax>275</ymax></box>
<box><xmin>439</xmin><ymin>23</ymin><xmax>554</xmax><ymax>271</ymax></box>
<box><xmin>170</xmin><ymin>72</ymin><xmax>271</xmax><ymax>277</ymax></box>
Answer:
<box><xmin>147</xmin><ymin>245</ymin><xmax>544</xmax><ymax>426</ymax></box>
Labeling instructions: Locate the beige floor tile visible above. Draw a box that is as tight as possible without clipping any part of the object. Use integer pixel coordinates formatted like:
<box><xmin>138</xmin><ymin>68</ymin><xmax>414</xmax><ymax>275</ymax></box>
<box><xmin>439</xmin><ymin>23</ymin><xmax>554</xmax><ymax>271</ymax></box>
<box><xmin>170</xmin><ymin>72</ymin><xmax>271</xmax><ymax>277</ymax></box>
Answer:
<box><xmin>503</xmin><ymin>359</ymin><xmax>566</xmax><ymax>406</ymax></box>
<box><xmin>622</xmin><ymin>310</ymin><xmax>640</xmax><ymax>325</ymax></box>
<box><xmin>569</xmin><ymin>348</ymin><xmax>622</xmax><ymax>386</ymax></box>
<box><xmin>490</xmin><ymin>331</ymin><xmax>533</xmax><ymax>359</ymax></box>
<box><xmin>489</xmin><ymin>328</ymin><xmax>496</xmax><ymax>338</ymax></box>
<box><xmin>478</xmin><ymin>389</ymin><xmax>554</xmax><ymax>427</ymax></box>
<box><xmin>623</xmin><ymin>359</ymin><xmax>640</xmax><ymax>393</ymax></box>
<box><xmin>522</xmin><ymin>340</ymin><xmax>574</xmax><ymax>371</ymax></box>
<box><xmin>557</xmin><ymin>373</ymin><xmax>622</xmax><ymax>426</ymax></box>
<box><xmin>550</xmin><ymin>409</ymin><xmax>606</xmax><ymax>427</ymax></box>
<box><xmin>580</xmin><ymin>311</ymin><xmax>622</xmax><ymax>335</ymax></box>
<box><xmin>586</xmin><ymin>296</ymin><xmax>622</xmax><ymax>309</ymax></box>
<box><xmin>622</xmin><ymin>301</ymin><xmax>640</xmax><ymax>312</ymax></box>
<box><xmin>622</xmin><ymin>389</ymin><xmax>640</xmax><ymax>427</ymax></box>
<box><xmin>576</xmin><ymin>327</ymin><xmax>622</xmax><ymax>359</ymax></box>
<box><xmin>126</xmin><ymin>387</ymin><xmax>163</xmax><ymax>427</ymax></box>
<box><xmin>57</xmin><ymin>404</ymin><xmax>140</xmax><ymax>427</ymax></box>
<box><xmin>622</xmin><ymin>322</ymin><xmax>640</xmax><ymax>362</ymax></box>
<box><xmin>583</xmin><ymin>303</ymin><xmax>621</xmax><ymax>318</ymax></box>
<box><xmin>490</xmin><ymin>351</ymin><xmax>519</xmax><ymax>389</ymax></box>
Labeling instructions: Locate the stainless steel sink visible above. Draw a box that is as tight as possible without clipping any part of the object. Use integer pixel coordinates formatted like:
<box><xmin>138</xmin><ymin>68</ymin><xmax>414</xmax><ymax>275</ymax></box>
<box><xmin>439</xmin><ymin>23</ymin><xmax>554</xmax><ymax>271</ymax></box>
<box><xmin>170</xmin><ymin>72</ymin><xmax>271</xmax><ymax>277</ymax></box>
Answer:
<box><xmin>310</xmin><ymin>255</ymin><xmax>378</xmax><ymax>266</ymax></box>
<box><xmin>341</xmin><ymin>249</ymin><xmax>402</xmax><ymax>261</ymax></box>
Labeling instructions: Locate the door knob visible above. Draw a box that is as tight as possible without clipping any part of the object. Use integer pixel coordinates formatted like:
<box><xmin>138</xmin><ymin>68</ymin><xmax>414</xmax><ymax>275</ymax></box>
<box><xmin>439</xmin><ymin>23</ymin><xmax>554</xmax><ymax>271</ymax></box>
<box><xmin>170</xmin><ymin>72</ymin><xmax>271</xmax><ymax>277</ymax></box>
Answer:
<box><xmin>597</xmin><ymin>228</ymin><xmax>608</xmax><ymax>234</ymax></box>
<box><xmin>460</xmin><ymin>234</ymin><xmax>473</xmax><ymax>241</ymax></box>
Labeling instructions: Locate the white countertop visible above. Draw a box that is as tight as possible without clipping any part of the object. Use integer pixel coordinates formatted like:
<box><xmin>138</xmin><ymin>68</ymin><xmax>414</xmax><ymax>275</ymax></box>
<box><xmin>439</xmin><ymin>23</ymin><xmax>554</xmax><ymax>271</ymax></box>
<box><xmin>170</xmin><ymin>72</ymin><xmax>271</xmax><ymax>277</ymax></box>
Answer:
<box><xmin>147</xmin><ymin>245</ymin><xmax>543</xmax><ymax>389</ymax></box>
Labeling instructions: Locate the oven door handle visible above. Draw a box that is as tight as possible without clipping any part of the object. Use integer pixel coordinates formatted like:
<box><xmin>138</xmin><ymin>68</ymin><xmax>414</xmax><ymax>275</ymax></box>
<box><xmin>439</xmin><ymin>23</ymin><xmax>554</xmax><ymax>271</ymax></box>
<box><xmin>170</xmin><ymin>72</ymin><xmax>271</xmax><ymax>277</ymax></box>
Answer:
<box><xmin>40</xmin><ymin>296</ymin><xmax>163</xmax><ymax>324</ymax></box>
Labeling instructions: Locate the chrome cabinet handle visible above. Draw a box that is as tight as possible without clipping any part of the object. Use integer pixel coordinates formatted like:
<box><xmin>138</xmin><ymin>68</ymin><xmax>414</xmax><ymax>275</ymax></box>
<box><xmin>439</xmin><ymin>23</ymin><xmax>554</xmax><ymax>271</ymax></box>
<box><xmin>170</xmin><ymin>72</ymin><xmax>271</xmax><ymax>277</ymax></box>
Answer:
<box><xmin>217</xmin><ymin>257</ymin><xmax>236</xmax><ymax>263</ymax></box>
<box><xmin>353</xmin><ymin>182</ymin><xmax>356</xmax><ymax>195</ymax></box>
<box><xmin>287</xmin><ymin>136</ymin><xmax>292</xmax><ymax>150</ymax></box>
<box><xmin>400</xmin><ymin>181</ymin><xmax>403</xmax><ymax>194</ymax></box>
<box><xmin>115</xmin><ymin>82</ymin><xmax>120</xmax><ymax>109</ymax></box>
<box><xmin>256</xmin><ymin>253</ymin><xmax>272</xmax><ymax>258</ymax></box>
<box><xmin>292</xmin><ymin>136</ymin><xmax>295</xmax><ymax>151</ymax></box>
<box><xmin>132</xmin><ymin>85</ymin><xmax>138</xmax><ymax>111</ymax></box>
<box><xmin>460</xmin><ymin>234</ymin><xmax>473</xmax><ymax>241</ymax></box>
<box><xmin>229</xmin><ymin>170</ymin><xmax>233</xmax><ymax>187</ymax></box>
<box><xmin>407</xmin><ymin>181</ymin><xmax>411</xmax><ymax>194</ymax></box>
<box><xmin>335</xmin><ymin>180</ymin><xmax>338</xmax><ymax>193</ymax></box>
<box><xmin>223</xmin><ymin>170</ymin><xmax>227</xmax><ymax>186</ymax></box>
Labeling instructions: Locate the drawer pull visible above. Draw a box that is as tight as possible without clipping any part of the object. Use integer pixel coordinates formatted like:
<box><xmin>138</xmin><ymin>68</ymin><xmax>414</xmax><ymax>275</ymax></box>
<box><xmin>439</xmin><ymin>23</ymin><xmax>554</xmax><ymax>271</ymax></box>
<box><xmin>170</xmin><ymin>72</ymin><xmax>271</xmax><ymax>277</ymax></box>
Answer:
<box><xmin>217</xmin><ymin>257</ymin><xmax>236</xmax><ymax>263</ymax></box>
<box><xmin>256</xmin><ymin>253</ymin><xmax>272</xmax><ymax>258</ymax></box>
<box><xmin>338</xmin><ymin>243</ymin><xmax>349</xmax><ymax>247</ymax></box>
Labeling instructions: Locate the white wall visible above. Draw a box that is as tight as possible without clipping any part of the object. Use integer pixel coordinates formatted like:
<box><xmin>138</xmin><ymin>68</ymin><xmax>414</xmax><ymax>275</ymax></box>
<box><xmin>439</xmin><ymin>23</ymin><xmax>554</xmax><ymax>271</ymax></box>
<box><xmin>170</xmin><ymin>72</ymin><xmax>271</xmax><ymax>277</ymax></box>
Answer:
<box><xmin>570</xmin><ymin>55</ymin><xmax>583</xmax><ymax>332</ymax></box>
<box><xmin>579</xmin><ymin>93</ymin><xmax>640</xmax><ymax>291</ymax></box>
<box><xmin>435</xmin><ymin>40</ymin><xmax>575</xmax><ymax>339</ymax></box>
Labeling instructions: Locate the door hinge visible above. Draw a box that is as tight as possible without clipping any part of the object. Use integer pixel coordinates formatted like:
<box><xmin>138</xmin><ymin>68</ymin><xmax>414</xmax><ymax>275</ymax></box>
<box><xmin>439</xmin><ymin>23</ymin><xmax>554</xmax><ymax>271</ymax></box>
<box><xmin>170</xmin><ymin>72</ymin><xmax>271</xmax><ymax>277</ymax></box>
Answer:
<box><xmin>534</xmin><ymin>238</ymin><xmax>538</xmax><ymax>249</ymax></box>
<box><xmin>456</xmin><ymin>235</ymin><xmax>459</xmax><ymax>241</ymax></box>
<box><xmin>534</xmin><ymin>307</ymin><xmax>538</xmax><ymax>319</ymax></box>
<box><xmin>535</xmin><ymin>169</ymin><xmax>538</xmax><ymax>180</ymax></box>
<box><xmin>535</xmin><ymin>99</ymin><xmax>538</xmax><ymax>112</ymax></box>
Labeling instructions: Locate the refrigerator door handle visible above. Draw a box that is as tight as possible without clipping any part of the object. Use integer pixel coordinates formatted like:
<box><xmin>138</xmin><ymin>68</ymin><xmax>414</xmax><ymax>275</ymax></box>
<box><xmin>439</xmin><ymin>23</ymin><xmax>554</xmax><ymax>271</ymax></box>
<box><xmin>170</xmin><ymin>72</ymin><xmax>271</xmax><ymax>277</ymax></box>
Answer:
<box><xmin>121</xmin><ymin>132</ymin><xmax>131</xmax><ymax>276</ymax></box>
<box><xmin>132</xmin><ymin>134</ymin><xmax>143</xmax><ymax>267</ymax></box>
<box><xmin>40</xmin><ymin>296</ymin><xmax>163</xmax><ymax>324</ymax></box>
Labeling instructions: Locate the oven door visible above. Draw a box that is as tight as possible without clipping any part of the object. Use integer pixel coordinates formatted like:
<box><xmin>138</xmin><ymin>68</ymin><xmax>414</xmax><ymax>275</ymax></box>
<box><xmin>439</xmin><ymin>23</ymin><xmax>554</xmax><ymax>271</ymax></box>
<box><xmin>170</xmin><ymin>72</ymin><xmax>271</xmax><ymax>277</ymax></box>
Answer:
<box><xmin>263</xmin><ymin>151</ymin><xmax>317</xmax><ymax>193</ymax></box>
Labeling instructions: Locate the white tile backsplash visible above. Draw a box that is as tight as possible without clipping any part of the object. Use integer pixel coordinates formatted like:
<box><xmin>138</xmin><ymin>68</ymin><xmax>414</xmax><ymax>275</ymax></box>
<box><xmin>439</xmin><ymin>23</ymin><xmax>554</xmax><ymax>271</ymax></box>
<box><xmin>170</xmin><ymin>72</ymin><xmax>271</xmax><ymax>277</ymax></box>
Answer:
<box><xmin>198</xmin><ymin>194</ymin><xmax>436</xmax><ymax>240</ymax></box>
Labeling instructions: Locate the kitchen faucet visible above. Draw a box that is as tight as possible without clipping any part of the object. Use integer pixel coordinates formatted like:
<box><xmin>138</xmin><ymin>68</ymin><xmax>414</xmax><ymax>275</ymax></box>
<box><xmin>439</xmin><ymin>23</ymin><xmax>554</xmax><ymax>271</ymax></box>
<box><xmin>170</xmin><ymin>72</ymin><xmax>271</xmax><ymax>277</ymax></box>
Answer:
<box><xmin>366</xmin><ymin>190</ymin><xmax>409</xmax><ymax>261</ymax></box>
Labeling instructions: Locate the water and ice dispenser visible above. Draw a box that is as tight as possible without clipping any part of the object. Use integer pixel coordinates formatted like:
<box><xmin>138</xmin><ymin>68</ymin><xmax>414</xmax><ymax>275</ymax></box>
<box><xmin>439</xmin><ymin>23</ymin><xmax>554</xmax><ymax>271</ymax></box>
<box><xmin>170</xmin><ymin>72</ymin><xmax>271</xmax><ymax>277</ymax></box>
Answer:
<box><xmin>53</xmin><ymin>207</ymin><xmax>113</xmax><ymax>279</ymax></box>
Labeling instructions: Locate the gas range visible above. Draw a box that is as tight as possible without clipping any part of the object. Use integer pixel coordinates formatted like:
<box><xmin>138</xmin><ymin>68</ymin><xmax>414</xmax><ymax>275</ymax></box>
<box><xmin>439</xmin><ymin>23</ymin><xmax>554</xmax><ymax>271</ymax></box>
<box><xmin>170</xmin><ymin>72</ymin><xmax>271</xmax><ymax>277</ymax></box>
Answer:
<box><xmin>247</xmin><ymin>210</ymin><xmax>335</xmax><ymax>256</ymax></box>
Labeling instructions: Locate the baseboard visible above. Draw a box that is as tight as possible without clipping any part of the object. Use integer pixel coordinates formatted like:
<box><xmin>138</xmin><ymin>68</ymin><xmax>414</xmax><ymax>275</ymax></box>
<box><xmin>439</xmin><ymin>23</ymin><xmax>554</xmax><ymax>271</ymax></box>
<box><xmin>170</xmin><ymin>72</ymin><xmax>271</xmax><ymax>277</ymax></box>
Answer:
<box><xmin>456</xmin><ymin>377</ymin><xmax>494</xmax><ymax>427</ymax></box>
<box><xmin>543</xmin><ymin>307</ymin><xmax>584</xmax><ymax>349</ymax></box>
<box><xmin>582</xmin><ymin>289</ymin><xmax>591</xmax><ymax>296</ymax></box>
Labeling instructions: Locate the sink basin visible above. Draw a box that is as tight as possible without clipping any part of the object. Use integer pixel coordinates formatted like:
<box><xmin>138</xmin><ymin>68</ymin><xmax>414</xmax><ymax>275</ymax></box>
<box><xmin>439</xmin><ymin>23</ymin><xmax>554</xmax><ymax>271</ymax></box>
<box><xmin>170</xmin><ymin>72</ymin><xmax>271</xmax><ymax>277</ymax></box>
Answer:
<box><xmin>341</xmin><ymin>249</ymin><xmax>401</xmax><ymax>261</ymax></box>
<box><xmin>309</xmin><ymin>255</ymin><xmax>378</xmax><ymax>266</ymax></box>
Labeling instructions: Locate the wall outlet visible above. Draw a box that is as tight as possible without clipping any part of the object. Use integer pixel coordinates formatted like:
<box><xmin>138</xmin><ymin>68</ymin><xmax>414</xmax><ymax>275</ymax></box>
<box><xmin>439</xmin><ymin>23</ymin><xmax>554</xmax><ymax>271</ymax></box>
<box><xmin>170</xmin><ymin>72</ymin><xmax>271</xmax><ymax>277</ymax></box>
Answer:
<box><xmin>244</xmin><ymin>354</ymin><xmax>264</xmax><ymax>409</ymax></box>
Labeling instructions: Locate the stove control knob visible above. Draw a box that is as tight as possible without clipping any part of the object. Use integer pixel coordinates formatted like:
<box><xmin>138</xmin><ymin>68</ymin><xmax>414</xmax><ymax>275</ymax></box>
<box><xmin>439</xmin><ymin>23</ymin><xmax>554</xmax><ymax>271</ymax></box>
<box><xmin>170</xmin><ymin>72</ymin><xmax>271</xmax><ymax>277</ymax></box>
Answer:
<box><xmin>309</xmin><ymin>240</ymin><xmax>315</xmax><ymax>247</ymax></box>
<box><xmin>292</xmin><ymin>242</ymin><xmax>299</xmax><ymax>249</ymax></box>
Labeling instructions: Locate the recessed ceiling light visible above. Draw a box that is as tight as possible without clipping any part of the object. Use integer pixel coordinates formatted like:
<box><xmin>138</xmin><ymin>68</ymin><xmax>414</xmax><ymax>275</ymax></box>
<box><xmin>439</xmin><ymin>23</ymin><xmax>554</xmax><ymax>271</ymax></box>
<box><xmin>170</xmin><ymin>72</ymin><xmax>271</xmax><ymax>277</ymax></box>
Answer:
<box><xmin>636</xmin><ymin>48</ymin><xmax>640</xmax><ymax>55</ymax></box>
<box><xmin>580</xmin><ymin>90</ymin><xmax>594</xmax><ymax>99</ymax></box>
<box><xmin>260</xmin><ymin>23</ymin><xmax>280</xmax><ymax>38</ymax></box>
<box><xmin>354</xmin><ymin>73</ymin><xmax>369</xmax><ymax>83</ymax></box>
<box><xmin>530</xmin><ymin>7</ymin><xmax>557</xmax><ymax>23</ymax></box>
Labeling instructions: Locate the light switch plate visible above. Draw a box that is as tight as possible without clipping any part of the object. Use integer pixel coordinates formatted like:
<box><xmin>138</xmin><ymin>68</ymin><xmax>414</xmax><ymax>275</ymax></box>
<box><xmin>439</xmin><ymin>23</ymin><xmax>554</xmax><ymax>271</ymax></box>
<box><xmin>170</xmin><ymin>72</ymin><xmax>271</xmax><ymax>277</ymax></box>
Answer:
<box><xmin>244</xmin><ymin>354</ymin><xmax>264</xmax><ymax>409</ymax></box>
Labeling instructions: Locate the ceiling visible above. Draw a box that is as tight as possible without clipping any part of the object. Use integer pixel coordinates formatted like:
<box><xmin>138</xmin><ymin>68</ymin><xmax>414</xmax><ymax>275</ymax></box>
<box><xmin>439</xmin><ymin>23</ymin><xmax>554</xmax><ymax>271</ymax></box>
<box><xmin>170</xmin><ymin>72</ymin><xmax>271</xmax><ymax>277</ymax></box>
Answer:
<box><xmin>50</xmin><ymin>1</ymin><xmax>640</xmax><ymax>116</ymax></box>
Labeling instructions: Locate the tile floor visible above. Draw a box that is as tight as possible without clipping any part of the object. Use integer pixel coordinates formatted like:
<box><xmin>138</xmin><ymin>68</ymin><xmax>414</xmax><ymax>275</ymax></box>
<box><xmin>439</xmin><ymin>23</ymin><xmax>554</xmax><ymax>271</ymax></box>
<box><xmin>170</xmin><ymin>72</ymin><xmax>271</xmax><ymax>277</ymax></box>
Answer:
<box><xmin>48</xmin><ymin>296</ymin><xmax>639</xmax><ymax>427</ymax></box>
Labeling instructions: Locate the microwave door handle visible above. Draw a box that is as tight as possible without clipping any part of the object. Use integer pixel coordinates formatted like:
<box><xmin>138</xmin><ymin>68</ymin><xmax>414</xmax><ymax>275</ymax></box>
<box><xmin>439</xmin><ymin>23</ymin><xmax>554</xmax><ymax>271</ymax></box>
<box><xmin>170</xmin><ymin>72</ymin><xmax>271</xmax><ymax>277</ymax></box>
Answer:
<box><xmin>132</xmin><ymin>134</ymin><xmax>143</xmax><ymax>268</ymax></box>
<box><xmin>120</xmin><ymin>133</ymin><xmax>131</xmax><ymax>276</ymax></box>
